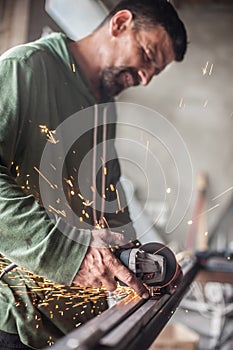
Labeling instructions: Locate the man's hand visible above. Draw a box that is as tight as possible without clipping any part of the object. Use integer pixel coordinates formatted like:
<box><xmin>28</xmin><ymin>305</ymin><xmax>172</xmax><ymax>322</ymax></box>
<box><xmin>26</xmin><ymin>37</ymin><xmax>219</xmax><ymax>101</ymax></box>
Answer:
<box><xmin>73</xmin><ymin>230</ymin><xmax>149</xmax><ymax>299</ymax></box>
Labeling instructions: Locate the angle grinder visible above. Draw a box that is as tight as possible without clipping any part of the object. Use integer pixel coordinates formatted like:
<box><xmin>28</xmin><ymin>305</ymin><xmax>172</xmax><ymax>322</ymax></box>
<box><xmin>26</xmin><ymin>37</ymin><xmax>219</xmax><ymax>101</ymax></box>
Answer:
<box><xmin>119</xmin><ymin>242</ymin><xmax>179</xmax><ymax>292</ymax></box>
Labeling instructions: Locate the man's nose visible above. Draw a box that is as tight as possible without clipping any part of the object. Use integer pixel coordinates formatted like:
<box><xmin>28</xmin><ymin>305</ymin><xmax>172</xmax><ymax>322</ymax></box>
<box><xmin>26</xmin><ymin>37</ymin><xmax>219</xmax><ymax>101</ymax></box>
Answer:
<box><xmin>137</xmin><ymin>69</ymin><xmax>154</xmax><ymax>86</ymax></box>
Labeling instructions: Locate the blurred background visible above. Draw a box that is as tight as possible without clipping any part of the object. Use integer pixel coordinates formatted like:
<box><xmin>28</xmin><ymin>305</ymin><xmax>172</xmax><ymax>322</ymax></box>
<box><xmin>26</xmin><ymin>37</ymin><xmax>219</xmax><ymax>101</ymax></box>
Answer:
<box><xmin>0</xmin><ymin>0</ymin><xmax>233</xmax><ymax>349</ymax></box>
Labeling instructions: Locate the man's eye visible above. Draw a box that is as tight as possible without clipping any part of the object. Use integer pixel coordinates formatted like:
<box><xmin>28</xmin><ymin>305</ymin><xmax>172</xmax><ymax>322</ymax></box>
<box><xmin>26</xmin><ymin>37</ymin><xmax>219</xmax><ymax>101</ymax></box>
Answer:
<box><xmin>142</xmin><ymin>48</ymin><xmax>151</xmax><ymax>63</ymax></box>
<box><xmin>144</xmin><ymin>48</ymin><xmax>154</xmax><ymax>64</ymax></box>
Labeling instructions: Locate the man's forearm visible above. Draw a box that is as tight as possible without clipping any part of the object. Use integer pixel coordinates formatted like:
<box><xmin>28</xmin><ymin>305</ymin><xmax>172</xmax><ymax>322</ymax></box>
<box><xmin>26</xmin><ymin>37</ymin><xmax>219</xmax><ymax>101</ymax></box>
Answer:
<box><xmin>0</xmin><ymin>165</ymin><xmax>91</xmax><ymax>285</ymax></box>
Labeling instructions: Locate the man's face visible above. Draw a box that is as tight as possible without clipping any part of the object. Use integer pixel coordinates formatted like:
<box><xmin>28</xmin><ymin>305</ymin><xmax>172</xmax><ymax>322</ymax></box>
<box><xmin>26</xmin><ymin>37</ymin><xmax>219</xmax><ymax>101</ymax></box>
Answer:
<box><xmin>99</xmin><ymin>24</ymin><xmax>175</xmax><ymax>99</ymax></box>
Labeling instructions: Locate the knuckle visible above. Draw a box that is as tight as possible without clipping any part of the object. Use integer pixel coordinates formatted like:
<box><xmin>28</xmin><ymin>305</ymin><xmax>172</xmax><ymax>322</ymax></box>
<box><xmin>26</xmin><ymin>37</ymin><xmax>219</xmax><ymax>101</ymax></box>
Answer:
<box><xmin>99</xmin><ymin>269</ymin><xmax>108</xmax><ymax>279</ymax></box>
<box><xmin>104</xmin><ymin>251</ymin><xmax>115</xmax><ymax>265</ymax></box>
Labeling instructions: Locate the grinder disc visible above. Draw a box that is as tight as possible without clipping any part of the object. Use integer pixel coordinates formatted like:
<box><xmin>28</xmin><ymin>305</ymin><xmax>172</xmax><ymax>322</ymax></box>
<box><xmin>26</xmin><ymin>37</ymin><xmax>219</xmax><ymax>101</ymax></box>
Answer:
<box><xmin>139</xmin><ymin>242</ymin><xmax>179</xmax><ymax>288</ymax></box>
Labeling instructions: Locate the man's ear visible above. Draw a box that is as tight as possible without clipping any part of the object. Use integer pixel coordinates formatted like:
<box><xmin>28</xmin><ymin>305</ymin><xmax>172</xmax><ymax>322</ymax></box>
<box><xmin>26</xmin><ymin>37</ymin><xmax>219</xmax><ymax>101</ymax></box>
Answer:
<box><xmin>109</xmin><ymin>10</ymin><xmax>133</xmax><ymax>37</ymax></box>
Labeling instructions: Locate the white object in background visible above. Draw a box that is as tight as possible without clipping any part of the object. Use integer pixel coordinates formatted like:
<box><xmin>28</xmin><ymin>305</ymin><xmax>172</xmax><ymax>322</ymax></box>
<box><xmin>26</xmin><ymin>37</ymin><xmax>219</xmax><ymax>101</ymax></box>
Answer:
<box><xmin>45</xmin><ymin>0</ymin><xmax>108</xmax><ymax>40</ymax></box>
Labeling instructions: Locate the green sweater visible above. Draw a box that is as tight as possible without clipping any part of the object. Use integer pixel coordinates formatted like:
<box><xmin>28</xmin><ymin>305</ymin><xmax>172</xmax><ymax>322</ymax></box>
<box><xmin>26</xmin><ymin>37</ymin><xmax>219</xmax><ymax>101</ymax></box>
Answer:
<box><xmin>0</xmin><ymin>33</ymin><xmax>136</xmax><ymax>348</ymax></box>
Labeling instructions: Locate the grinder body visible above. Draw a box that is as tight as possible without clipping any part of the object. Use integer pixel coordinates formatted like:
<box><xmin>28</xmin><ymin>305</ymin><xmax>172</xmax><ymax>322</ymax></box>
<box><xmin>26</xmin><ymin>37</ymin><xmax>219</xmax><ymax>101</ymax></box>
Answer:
<box><xmin>119</xmin><ymin>242</ymin><xmax>178</xmax><ymax>289</ymax></box>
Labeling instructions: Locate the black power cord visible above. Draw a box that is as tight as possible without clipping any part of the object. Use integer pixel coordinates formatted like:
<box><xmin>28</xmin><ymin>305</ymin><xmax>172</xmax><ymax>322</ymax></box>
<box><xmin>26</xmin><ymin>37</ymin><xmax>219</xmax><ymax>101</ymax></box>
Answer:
<box><xmin>0</xmin><ymin>263</ymin><xmax>17</xmax><ymax>280</ymax></box>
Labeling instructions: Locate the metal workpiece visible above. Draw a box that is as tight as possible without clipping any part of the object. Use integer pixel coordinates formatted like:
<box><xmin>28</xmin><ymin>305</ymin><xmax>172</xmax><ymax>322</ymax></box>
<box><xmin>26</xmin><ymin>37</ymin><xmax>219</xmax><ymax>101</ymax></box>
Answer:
<box><xmin>43</xmin><ymin>293</ymin><xmax>144</xmax><ymax>350</ymax></box>
<box><xmin>99</xmin><ymin>294</ymin><xmax>171</xmax><ymax>350</ymax></box>
<box><xmin>99</xmin><ymin>258</ymin><xmax>199</xmax><ymax>350</ymax></box>
<box><xmin>44</xmin><ymin>257</ymin><xmax>199</xmax><ymax>350</ymax></box>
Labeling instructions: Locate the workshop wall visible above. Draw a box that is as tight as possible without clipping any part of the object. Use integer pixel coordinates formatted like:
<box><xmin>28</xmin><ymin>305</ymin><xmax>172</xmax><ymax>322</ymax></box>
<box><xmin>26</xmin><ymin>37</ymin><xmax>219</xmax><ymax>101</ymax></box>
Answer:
<box><xmin>117</xmin><ymin>2</ymin><xmax>233</xmax><ymax>247</ymax></box>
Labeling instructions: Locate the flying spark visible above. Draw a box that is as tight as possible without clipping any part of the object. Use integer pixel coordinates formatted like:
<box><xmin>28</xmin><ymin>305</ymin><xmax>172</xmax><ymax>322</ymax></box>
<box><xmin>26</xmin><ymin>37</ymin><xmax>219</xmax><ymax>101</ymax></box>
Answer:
<box><xmin>202</xmin><ymin>61</ymin><xmax>209</xmax><ymax>75</ymax></box>
<box><xmin>49</xmin><ymin>163</ymin><xmax>56</xmax><ymax>171</ymax></box>
<box><xmin>65</xmin><ymin>178</ymin><xmax>74</xmax><ymax>188</ymax></box>
<box><xmin>103</xmin><ymin>216</ymin><xmax>110</xmax><ymax>229</ymax></box>
<box><xmin>211</xmin><ymin>187</ymin><xmax>233</xmax><ymax>201</ymax></box>
<box><xmin>152</xmin><ymin>244</ymin><xmax>170</xmax><ymax>256</ymax></box>
<box><xmin>144</xmin><ymin>140</ymin><xmax>149</xmax><ymax>168</ymax></box>
<box><xmin>209</xmin><ymin>63</ymin><xmax>214</xmax><ymax>76</ymax></box>
<box><xmin>33</xmin><ymin>166</ymin><xmax>55</xmax><ymax>189</ymax></box>
<box><xmin>189</xmin><ymin>204</ymin><xmax>220</xmax><ymax>223</ymax></box>
<box><xmin>203</xmin><ymin>100</ymin><xmax>208</xmax><ymax>108</ymax></box>
<box><xmin>179</xmin><ymin>97</ymin><xmax>185</xmax><ymax>109</ymax></box>
<box><xmin>48</xmin><ymin>205</ymin><xmax>67</xmax><ymax>217</ymax></box>
<box><xmin>116</xmin><ymin>189</ymin><xmax>122</xmax><ymax>211</ymax></box>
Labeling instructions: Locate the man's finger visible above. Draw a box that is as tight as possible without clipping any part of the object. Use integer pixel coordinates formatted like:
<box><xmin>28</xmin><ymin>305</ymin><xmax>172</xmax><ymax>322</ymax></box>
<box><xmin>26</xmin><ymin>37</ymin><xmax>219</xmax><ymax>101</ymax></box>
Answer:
<box><xmin>114</xmin><ymin>261</ymin><xmax>149</xmax><ymax>299</ymax></box>
<box><xmin>101</xmin><ymin>278</ymin><xmax>117</xmax><ymax>292</ymax></box>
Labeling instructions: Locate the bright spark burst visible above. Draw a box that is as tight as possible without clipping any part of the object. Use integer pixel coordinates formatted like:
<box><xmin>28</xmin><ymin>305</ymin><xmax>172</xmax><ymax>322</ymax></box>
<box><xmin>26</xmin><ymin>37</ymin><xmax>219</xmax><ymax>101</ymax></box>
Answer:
<box><xmin>47</xmin><ymin>336</ymin><xmax>55</xmax><ymax>346</ymax></box>
<box><xmin>39</xmin><ymin>125</ymin><xmax>59</xmax><ymax>144</ymax></box>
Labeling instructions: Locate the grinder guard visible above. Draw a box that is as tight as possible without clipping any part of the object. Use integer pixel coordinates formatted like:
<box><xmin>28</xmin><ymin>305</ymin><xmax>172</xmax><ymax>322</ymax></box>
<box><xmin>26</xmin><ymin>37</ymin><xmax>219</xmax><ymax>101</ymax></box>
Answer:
<box><xmin>120</xmin><ymin>242</ymin><xmax>178</xmax><ymax>288</ymax></box>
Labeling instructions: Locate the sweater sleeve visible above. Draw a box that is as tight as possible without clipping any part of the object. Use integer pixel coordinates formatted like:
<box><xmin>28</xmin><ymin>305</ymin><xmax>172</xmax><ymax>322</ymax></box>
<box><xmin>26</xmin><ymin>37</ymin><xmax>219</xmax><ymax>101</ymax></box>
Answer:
<box><xmin>0</xmin><ymin>57</ymin><xmax>91</xmax><ymax>285</ymax></box>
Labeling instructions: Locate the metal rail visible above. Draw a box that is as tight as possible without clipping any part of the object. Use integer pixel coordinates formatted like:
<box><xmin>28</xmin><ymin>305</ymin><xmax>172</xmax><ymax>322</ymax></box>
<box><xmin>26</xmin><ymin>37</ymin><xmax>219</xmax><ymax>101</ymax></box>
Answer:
<box><xmin>44</xmin><ymin>257</ymin><xmax>199</xmax><ymax>350</ymax></box>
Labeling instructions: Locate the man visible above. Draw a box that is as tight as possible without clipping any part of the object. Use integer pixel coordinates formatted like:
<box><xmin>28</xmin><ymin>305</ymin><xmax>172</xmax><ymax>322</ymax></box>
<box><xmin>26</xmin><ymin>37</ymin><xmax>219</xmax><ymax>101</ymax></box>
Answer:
<box><xmin>0</xmin><ymin>0</ymin><xmax>187</xmax><ymax>348</ymax></box>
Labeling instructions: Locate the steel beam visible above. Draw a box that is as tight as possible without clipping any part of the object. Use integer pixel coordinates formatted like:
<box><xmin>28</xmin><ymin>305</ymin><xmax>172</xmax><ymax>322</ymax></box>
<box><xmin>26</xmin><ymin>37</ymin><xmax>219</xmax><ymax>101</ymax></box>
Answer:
<box><xmin>44</xmin><ymin>257</ymin><xmax>199</xmax><ymax>350</ymax></box>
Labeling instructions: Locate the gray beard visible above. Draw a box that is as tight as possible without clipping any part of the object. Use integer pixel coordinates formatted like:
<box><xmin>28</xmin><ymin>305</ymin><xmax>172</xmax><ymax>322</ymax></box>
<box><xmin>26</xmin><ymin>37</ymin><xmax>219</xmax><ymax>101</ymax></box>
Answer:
<box><xmin>99</xmin><ymin>66</ymin><xmax>140</xmax><ymax>99</ymax></box>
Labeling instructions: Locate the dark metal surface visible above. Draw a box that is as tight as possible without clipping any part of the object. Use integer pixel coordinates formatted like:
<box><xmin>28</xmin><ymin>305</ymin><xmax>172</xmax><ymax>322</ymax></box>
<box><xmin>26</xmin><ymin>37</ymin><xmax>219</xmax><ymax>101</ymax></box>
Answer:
<box><xmin>99</xmin><ymin>294</ymin><xmax>170</xmax><ymax>350</ymax></box>
<box><xmin>44</xmin><ymin>257</ymin><xmax>199</xmax><ymax>350</ymax></box>
<box><xmin>122</xmin><ymin>259</ymin><xmax>199</xmax><ymax>350</ymax></box>
<box><xmin>44</xmin><ymin>293</ymin><xmax>144</xmax><ymax>350</ymax></box>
